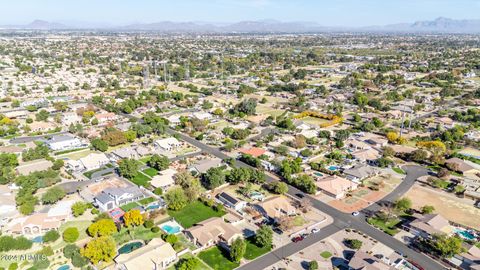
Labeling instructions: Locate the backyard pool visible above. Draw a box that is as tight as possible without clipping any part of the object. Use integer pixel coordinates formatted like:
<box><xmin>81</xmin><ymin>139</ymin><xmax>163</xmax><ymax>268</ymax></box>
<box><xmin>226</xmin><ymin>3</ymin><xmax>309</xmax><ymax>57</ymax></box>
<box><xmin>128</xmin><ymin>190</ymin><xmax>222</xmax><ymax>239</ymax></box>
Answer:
<box><xmin>328</xmin><ymin>165</ymin><xmax>339</xmax><ymax>171</ymax></box>
<box><xmin>32</xmin><ymin>236</ymin><xmax>43</xmax><ymax>243</ymax></box>
<box><xmin>57</xmin><ymin>265</ymin><xmax>70</xmax><ymax>270</ymax></box>
<box><xmin>160</xmin><ymin>220</ymin><xmax>183</xmax><ymax>234</ymax></box>
<box><xmin>118</xmin><ymin>241</ymin><xmax>144</xmax><ymax>254</ymax></box>
<box><xmin>454</xmin><ymin>228</ymin><xmax>476</xmax><ymax>240</ymax></box>
<box><xmin>313</xmin><ymin>172</ymin><xmax>323</xmax><ymax>177</ymax></box>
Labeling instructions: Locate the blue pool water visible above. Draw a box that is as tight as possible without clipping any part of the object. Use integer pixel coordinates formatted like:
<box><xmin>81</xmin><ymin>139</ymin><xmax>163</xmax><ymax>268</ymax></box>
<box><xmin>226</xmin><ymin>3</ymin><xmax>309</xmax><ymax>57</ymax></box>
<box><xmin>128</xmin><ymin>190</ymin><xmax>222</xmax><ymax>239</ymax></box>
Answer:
<box><xmin>118</xmin><ymin>241</ymin><xmax>144</xmax><ymax>254</ymax></box>
<box><xmin>454</xmin><ymin>228</ymin><xmax>476</xmax><ymax>240</ymax></box>
<box><xmin>32</xmin><ymin>236</ymin><xmax>43</xmax><ymax>243</ymax></box>
<box><xmin>57</xmin><ymin>265</ymin><xmax>70</xmax><ymax>270</ymax></box>
<box><xmin>162</xmin><ymin>224</ymin><xmax>181</xmax><ymax>234</ymax></box>
<box><xmin>314</xmin><ymin>172</ymin><xmax>323</xmax><ymax>177</ymax></box>
<box><xmin>328</xmin><ymin>165</ymin><xmax>339</xmax><ymax>171</ymax></box>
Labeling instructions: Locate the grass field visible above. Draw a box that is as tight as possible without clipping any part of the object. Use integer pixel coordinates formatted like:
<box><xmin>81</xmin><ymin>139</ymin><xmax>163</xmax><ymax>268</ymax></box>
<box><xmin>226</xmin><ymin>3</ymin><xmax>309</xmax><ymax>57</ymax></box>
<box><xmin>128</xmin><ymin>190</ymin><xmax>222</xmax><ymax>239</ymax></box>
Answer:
<box><xmin>167</xmin><ymin>201</ymin><xmax>225</xmax><ymax>228</ymax></box>
<box><xmin>167</xmin><ymin>253</ymin><xmax>211</xmax><ymax>270</ymax></box>
<box><xmin>120</xmin><ymin>202</ymin><xmax>140</xmax><ymax>212</ymax></box>
<box><xmin>143</xmin><ymin>167</ymin><xmax>158</xmax><ymax>177</ymax></box>
<box><xmin>244</xmin><ymin>237</ymin><xmax>271</xmax><ymax>260</ymax></box>
<box><xmin>320</xmin><ymin>251</ymin><xmax>332</xmax><ymax>259</ymax></box>
<box><xmin>300</xmin><ymin>116</ymin><xmax>330</xmax><ymax>126</ymax></box>
<box><xmin>367</xmin><ymin>217</ymin><xmax>400</xmax><ymax>236</ymax></box>
<box><xmin>198</xmin><ymin>246</ymin><xmax>239</xmax><ymax>270</ymax></box>
<box><xmin>131</xmin><ymin>172</ymin><xmax>151</xmax><ymax>187</ymax></box>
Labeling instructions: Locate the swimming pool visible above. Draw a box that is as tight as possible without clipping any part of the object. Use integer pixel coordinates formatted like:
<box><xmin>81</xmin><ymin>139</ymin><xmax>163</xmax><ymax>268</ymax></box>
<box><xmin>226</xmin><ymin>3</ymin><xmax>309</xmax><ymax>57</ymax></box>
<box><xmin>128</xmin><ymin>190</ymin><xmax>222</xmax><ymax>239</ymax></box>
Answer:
<box><xmin>160</xmin><ymin>220</ymin><xmax>183</xmax><ymax>234</ymax></box>
<box><xmin>328</xmin><ymin>165</ymin><xmax>339</xmax><ymax>171</ymax></box>
<box><xmin>57</xmin><ymin>265</ymin><xmax>70</xmax><ymax>270</ymax></box>
<box><xmin>118</xmin><ymin>241</ymin><xmax>144</xmax><ymax>254</ymax></box>
<box><xmin>32</xmin><ymin>236</ymin><xmax>43</xmax><ymax>243</ymax></box>
<box><xmin>313</xmin><ymin>172</ymin><xmax>323</xmax><ymax>177</ymax></box>
<box><xmin>454</xmin><ymin>228</ymin><xmax>476</xmax><ymax>240</ymax></box>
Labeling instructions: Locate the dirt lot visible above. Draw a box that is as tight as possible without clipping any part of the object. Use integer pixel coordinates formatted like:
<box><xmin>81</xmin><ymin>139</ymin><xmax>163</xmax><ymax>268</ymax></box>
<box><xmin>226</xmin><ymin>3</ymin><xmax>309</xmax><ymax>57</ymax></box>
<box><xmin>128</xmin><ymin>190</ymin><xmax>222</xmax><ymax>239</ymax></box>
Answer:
<box><xmin>406</xmin><ymin>184</ymin><xmax>480</xmax><ymax>228</ymax></box>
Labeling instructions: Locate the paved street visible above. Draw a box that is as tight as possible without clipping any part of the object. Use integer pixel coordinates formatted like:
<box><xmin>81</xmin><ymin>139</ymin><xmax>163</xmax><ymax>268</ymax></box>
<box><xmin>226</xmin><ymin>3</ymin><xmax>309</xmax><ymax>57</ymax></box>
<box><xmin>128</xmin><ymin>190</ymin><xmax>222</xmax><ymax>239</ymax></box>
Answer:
<box><xmin>121</xmin><ymin>112</ymin><xmax>445</xmax><ymax>270</ymax></box>
<box><xmin>9</xmin><ymin>131</ymin><xmax>69</xmax><ymax>144</ymax></box>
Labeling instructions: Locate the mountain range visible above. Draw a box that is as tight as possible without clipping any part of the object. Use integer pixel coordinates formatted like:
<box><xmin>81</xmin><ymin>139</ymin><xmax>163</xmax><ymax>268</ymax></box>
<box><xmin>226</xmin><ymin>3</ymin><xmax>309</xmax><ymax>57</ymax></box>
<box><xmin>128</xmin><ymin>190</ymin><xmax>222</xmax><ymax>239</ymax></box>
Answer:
<box><xmin>1</xmin><ymin>17</ymin><xmax>479</xmax><ymax>33</ymax></box>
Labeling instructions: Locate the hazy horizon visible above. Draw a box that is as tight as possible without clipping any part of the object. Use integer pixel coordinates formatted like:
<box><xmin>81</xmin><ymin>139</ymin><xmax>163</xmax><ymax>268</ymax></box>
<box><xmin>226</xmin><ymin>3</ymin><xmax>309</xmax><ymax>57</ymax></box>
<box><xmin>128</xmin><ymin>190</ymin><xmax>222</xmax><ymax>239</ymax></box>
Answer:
<box><xmin>1</xmin><ymin>0</ymin><xmax>479</xmax><ymax>27</ymax></box>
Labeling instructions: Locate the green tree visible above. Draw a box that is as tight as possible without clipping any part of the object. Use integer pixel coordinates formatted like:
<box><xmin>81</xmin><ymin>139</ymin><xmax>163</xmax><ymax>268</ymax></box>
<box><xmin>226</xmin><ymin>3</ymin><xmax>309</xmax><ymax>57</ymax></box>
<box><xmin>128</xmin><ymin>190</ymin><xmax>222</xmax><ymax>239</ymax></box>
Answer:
<box><xmin>164</xmin><ymin>187</ymin><xmax>188</xmax><ymax>211</ymax></box>
<box><xmin>308</xmin><ymin>261</ymin><xmax>318</xmax><ymax>270</ymax></box>
<box><xmin>421</xmin><ymin>205</ymin><xmax>435</xmax><ymax>214</ymax></box>
<box><xmin>431</xmin><ymin>234</ymin><xmax>464</xmax><ymax>258</ymax></box>
<box><xmin>63</xmin><ymin>227</ymin><xmax>79</xmax><ymax>243</ymax></box>
<box><xmin>394</xmin><ymin>197</ymin><xmax>412</xmax><ymax>213</ymax></box>
<box><xmin>176</xmin><ymin>257</ymin><xmax>200</xmax><ymax>270</ymax></box>
<box><xmin>345</xmin><ymin>239</ymin><xmax>362</xmax><ymax>249</ymax></box>
<box><xmin>118</xmin><ymin>158</ymin><xmax>140</xmax><ymax>179</ymax></box>
<box><xmin>43</xmin><ymin>230</ymin><xmax>60</xmax><ymax>243</ymax></box>
<box><xmin>71</xmin><ymin>202</ymin><xmax>88</xmax><ymax>217</ymax></box>
<box><xmin>148</xmin><ymin>154</ymin><xmax>170</xmax><ymax>171</ymax></box>
<box><xmin>124</xmin><ymin>130</ymin><xmax>137</xmax><ymax>142</ymax></box>
<box><xmin>35</xmin><ymin>109</ymin><xmax>50</xmax><ymax>121</ymax></box>
<box><xmin>255</xmin><ymin>225</ymin><xmax>273</xmax><ymax>247</ymax></box>
<box><xmin>91</xmin><ymin>138</ymin><xmax>108</xmax><ymax>152</ymax></box>
<box><xmin>81</xmin><ymin>236</ymin><xmax>116</xmax><ymax>265</ymax></box>
<box><xmin>269</xmin><ymin>182</ymin><xmax>289</xmax><ymax>195</ymax></box>
<box><xmin>41</xmin><ymin>187</ymin><xmax>66</xmax><ymax>204</ymax></box>
<box><xmin>230</xmin><ymin>237</ymin><xmax>246</xmax><ymax>263</ymax></box>
<box><xmin>202</xmin><ymin>167</ymin><xmax>226</xmax><ymax>190</ymax></box>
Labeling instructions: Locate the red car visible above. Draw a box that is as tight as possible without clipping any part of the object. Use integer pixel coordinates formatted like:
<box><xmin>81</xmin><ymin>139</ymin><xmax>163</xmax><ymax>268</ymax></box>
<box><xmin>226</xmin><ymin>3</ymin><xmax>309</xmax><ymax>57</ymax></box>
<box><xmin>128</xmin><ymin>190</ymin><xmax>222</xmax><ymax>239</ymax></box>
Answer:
<box><xmin>292</xmin><ymin>236</ymin><xmax>304</xmax><ymax>242</ymax></box>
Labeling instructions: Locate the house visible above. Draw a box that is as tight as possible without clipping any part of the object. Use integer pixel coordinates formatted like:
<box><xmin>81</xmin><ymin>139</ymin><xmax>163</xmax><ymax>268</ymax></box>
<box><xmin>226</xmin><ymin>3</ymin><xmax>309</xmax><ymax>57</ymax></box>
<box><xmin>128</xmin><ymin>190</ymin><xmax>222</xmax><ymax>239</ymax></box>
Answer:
<box><xmin>193</xmin><ymin>111</ymin><xmax>213</xmax><ymax>121</ymax></box>
<box><xmin>343</xmin><ymin>165</ymin><xmax>378</xmax><ymax>182</ymax></box>
<box><xmin>189</xmin><ymin>158</ymin><xmax>223</xmax><ymax>174</ymax></box>
<box><xmin>112</xmin><ymin>147</ymin><xmax>140</xmax><ymax>160</ymax></box>
<box><xmin>0</xmin><ymin>185</ymin><xmax>17</xmax><ymax>227</ymax></box>
<box><xmin>315</xmin><ymin>175</ymin><xmax>358</xmax><ymax>199</ymax></box>
<box><xmin>238</xmin><ymin>147</ymin><xmax>266</xmax><ymax>158</ymax></box>
<box><xmin>352</xmin><ymin>148</ymin><xmax>381</xmax><ymax>164</ymax></box>
<box><xmin>16</xmin><ymin>159</ymin><xmax>53</xmax><ymax>176</ymax></box>
<box><xmin>348</xmin><ymin>251</ymin><xmax>397</xmax><ymax>270</ymax></box>
<box><xmin>216</xmin><ymin>192</ymin><xmax>247</xmax><ymax>212</ymax></box>
<box><xmin>445</xmin><ymin>158</ymin><xmax>479</xmax><ymax>175</ymax></box>
<box><xmin>254</xmin><ymin>196</ymin><xmax>296</xmax><ymax>221</ymax></box>
<box><xmin>407</xmin><ymin>213</ymin><xmax>453</xmax><ymax>238</ymax></box>
<box><xmin>346</xmin><ymin>139</ymin><xmax>371</xmax><ymax>150</ymax></box>
<box><xmin>65</xmin><ymin>159</ymin><xmax>84</xmax><ymax>172</ymax></box>
<box><xmin>114</xmin><ymin>238</ymin><xmax>177</xmax><ymax>270</ymax></box>
<box><xmin>94</xmin><ymin>186</ymin><xmax>145</xmax><ymax>212</ymax></box>
<box><xmin>154</xmin><ymin>137</ymin><xmax>181</xmax><ymax>151</ymax></box>
<box><xmin>7</xmin><ymin>201</ymin><xmax>74</xmax><ymax>236</ymax></box>
<box><xmin>44</xmin><ymin>135</ymin><xmax>84</xmax><ymax>151</ymax></box>
<box><xmin>454</xmin><ymin>244</ymin><xmax>480</xmax><ymax>270</ymax></box>
<box><xmin>29</xmin><ymin>121</ymin><xmax>57</xmax><ymax>132</ymax></box>
<box><xmin>150</xmin><ymin>169</ymin><xmax>177</xmax><ymax>190</ymax></box>
<box><xmin>62</xmin><ymin>112</ymin><xmax>82</xmax><ymax>126</ymax></box>
<box><xmin>79</xmin><ymin>153</ymin><xmax>110</xmax><ymax>171</ymax></box>
<box><xmin>0</xmin><ymin>145</ymin><xmax>23</xmax><ymax>155</ymax></box>
<box><xmin>166</xmin><ymin>115</ymin><xmax>181</xmax><ymax>125</ymax></box>
<box><xmin>184</xmin><ymin>217</ymin><xmax>243</xmax><ymax>249</ymax></box>
<box><xmin>95</xmin><ymin>112</ymin><xmax>117</xmax><ymax>123</ymax></box>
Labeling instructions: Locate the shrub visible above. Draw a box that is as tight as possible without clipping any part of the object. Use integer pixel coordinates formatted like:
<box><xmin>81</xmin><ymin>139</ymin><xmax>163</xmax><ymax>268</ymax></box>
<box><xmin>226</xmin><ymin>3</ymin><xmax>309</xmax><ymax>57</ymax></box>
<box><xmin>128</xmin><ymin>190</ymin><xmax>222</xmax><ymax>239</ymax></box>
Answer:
<box><xmin>144</xmin><ymin>220</ymin><xmax>154</xmax><ymax>228</ymax></box>
<box><xmin>43</xmin><ymin>230</ymin><xmax>60</xmax><ymax>243</ymax></box>
<box><xmin>63</xmin><ymin>227</ymin><xmax>79</xmax><ymax>243</ymax></box>
<box><xmin>151</xmin><ymin>226</ymin><xmax>160</xmax><ymax>233</ymax></box>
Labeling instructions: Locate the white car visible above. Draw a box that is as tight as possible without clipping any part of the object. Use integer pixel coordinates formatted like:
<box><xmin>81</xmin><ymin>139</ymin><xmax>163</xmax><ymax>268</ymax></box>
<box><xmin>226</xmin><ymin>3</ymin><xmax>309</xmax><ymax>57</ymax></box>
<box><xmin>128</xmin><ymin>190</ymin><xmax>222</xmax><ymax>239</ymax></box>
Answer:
<box><xmin>352</xmin><ymin>211</ymin><xmax>360</xmax><ymax>216</ymax></box>
<box><xmin>311</xmin><ymin>228</ymin><xmax>320</xmax><ymax>233</ymax></box>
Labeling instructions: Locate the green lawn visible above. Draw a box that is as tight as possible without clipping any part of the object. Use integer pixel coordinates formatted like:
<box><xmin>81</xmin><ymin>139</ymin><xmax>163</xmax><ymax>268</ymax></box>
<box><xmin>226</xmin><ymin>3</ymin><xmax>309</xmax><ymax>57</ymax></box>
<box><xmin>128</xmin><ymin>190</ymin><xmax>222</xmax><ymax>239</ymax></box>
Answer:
<box><xmin>83</xmin><ymin>166</ymin><xmax>108</xmax><ymax>179</ymax></box>
<box><xmin>392</xmin><ymin>167</ymin><xmax>406</xmax><ymax>174</ymax></box>
<box><xmin>131</xmin><ymin>172</ymin><xmax>152</xmax><ymax>187</ymax></box>
<box><xmin>367</xmin><ymin>217</ymin><xmax>401</xmax><ymax>236</ymax></box>
<box><xmin>143</xmin><ymin>167</ymin><xmax>158</xmax><ymax>177</ymax></box>
<box><xmin>320</xmin><ymin>251</ymin><xmax>332</xmax><ymax>259</ymax></box>
<box><xmin>138</xmin><ymin>197</ymin><xmax>155</xmax><ymax>206</ymax></box>
<box><xmin>167</xmin><ymin>253</ymin><xmax>211</xmax><ymax>270</ymax></box>
<box><xmin>167</xmin><ymin>201</ymin><xmax>226</xmax><ymax>228</ymax></box>
<box><xmin>198</xmin><ymin>246</ymin><xmax>239</xmax><ymax>270</ymax></box>
<box><xmin>244</xmin><ymin>237</ymin><xmax>271</xmax><ymax>260</ymax></box>
<box><xmin>120</xmin><ymin>202</ymin><xmax>140</xmax><ymax>212</ymax></box>
<box><xmin>113</xmin><ymin>225</ymin><xmax>164</xmax><ymax>245</ymax></box>
<box><xmin>140</xmin><ymin>156</ymin><xmax>152</xmax><ymax>164</ymax></box>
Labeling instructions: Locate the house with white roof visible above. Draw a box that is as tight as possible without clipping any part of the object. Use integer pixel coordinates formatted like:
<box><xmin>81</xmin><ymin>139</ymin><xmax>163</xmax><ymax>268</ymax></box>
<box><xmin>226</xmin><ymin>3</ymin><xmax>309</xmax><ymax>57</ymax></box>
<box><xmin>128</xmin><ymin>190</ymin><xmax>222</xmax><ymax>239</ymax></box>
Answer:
<box><xmin>79</xmin><ymin>153</ymin><xmax>110</xmax><ymax>171</ymax></box>
<box><xmin>150</xmin><ymin>169</ymin><xmax>177</xmax><ymax>190</ymax></box>
<box><xmin>45</xmin><ymin>135</ymin><xmax>84</xmax><ymax>151</ymax></box>
<box><xmin>154</xmin><ymin>137</ymin><xmax>181</xmax><ymax>151</ymax></box>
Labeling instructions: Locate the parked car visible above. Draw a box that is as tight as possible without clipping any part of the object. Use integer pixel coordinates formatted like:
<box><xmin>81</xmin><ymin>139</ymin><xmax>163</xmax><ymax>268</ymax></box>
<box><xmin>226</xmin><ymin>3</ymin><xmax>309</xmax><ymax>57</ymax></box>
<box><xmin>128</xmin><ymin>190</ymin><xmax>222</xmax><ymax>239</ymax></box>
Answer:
<box><xmin>295</xmin><ymin>193</ymin><xmax>305</xmax><ymax>198</ymax></box>
<box><xmin>292</xmin><ymin>235</ymin><xmax>304</xmax><ymax>242</ymax></box>
<box><xmin>311</xmin><ymin>228</ymin><xmax>320</xmax><ymax>233</ymax></box>
<box><xmin>352</xmin><ymin>211</ymin><xmax>360</xmax><ymax>216</ymax></box>
<box><xmin>273</xmin><ymin>227</ymin><xmax>283</xmax><ymax>235</ymax></box>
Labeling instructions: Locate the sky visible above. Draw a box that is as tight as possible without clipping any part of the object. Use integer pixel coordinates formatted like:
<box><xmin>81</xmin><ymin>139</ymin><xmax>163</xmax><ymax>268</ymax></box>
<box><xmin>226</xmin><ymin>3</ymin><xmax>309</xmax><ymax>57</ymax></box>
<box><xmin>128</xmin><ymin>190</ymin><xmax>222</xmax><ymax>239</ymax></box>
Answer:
<box><xmin>1</xmin><ymin>0</ymin><xmax>479</xmax><ymax>27</ymax></box>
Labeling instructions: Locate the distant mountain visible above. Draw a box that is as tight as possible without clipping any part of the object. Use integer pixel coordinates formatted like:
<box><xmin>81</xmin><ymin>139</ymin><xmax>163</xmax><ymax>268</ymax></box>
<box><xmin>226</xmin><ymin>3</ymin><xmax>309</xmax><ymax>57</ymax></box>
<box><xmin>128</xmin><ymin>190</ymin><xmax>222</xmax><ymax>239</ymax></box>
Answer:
<box><xmin>370</xmin><ymin>17</ymin><xmax>480</xmax><ymax>33</ymax></box>
<box><xmin>1</xmin><ymin>17</ymin><xmax>479</xmax><ymax>33</ymax></box>
<box><xmin>25</xmin><ymin>20</ymin><xmax>68</xmax><ymax>29</ymax></box>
